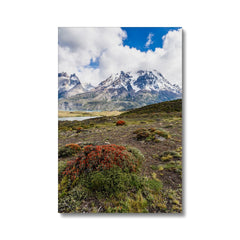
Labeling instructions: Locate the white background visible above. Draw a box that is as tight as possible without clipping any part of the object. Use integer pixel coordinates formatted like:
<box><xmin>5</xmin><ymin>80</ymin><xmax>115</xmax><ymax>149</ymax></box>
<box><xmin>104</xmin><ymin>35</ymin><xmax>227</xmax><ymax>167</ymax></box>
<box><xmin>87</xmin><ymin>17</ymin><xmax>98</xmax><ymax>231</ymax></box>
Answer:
<box><xmin>0</xmin><ymin>0</ymin><xmax>240</xmax><ymax>239</ymax></box>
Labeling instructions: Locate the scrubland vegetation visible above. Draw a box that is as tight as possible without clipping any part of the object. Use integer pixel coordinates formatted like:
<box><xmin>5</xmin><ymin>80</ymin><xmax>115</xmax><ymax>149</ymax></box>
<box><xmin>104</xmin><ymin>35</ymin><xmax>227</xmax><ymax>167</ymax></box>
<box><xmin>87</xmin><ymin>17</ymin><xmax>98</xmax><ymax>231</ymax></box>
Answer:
<box><xmin>58</xmin><ymin>99</ymin><xmax>182</xmax><ymax>213</ymax></box>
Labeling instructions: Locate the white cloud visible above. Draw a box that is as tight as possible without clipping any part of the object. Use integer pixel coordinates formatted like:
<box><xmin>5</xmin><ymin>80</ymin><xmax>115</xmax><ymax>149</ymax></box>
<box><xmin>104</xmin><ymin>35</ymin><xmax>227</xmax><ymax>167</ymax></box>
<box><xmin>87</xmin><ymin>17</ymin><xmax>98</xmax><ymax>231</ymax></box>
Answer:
<box><xmin>58</xmin><ymin>28</ymin><xmax>182</xmax><ymax>87</ymax></box>
<box><xmin>145</xmin><ymin>33</ymin><xmax>154</xmax><ymax>48</ymax></box>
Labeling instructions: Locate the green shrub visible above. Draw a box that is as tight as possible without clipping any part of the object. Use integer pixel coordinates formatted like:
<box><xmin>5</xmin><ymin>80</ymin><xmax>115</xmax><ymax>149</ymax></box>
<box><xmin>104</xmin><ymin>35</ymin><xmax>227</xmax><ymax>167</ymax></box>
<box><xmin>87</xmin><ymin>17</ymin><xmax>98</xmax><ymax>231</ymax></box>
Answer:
<box><xmin>58</xmin><ymin>146</ymin><xmax>76</xmax><ymax>158</ymax></box>
<box><xmin>126</xmin><ymin>146</ymin><xmax>145</xmax><ymax>163</ymax></box>
<box><xmin>58</xmin><ymin>160</ymin><xmax>68</xmax><ymax>178</ymax></box>
<box><xmin>84</xmin><ymin>166</ymin><xmax>144</xmax><ymax>194</ymax></box>
<box><xmin>133</xmin><ymin>128</ymin><xmax>146</xmax><ymax>134</ymax></box>
<box><xmin>146</xmin><ymin>179</ymin><xmax>163</xmax><ymax>193</ymax></box>
<box><xmin>148</xmin><ymin>127</ymin><xmax>156</xmax><ymax>132</ymax></box>
<box><xmin>135</xmin><ymin>129</ymin><xmax>151</xmax><ymax>140</ymax></box>
<box><xmin>58</xmin><ymin>144</ymin><xmax>81</xmax><ymax>158</ymax></box>
<box><xmin>134</xmin><ymin>128</ymin><xmax>170</xmax><ymax>141</ymax></box>
<box><xmin>154</xmin><ymin>129</ymin><xmax>170</xmax><ymax>139</ymax></box>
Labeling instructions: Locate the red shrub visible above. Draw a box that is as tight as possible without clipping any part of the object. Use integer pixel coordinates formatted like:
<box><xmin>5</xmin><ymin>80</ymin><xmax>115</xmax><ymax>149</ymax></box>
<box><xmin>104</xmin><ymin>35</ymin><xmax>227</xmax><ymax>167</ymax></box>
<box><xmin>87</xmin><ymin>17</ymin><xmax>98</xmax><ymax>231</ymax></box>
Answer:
<box><xmin>65</xmin><ymin>143</ymin><xmax>81</xmax><ymax>152</ymax></box>
<box><xmin>76</xmin><ymin>127</ymin><xmax>83</xmax><ymax>133</ymax></box>
<box><xmin>63</xmin><ymin>144</ymin><xmax>140</xmax><ymax>180</ymax></box>
<box><xmin>116</xmin><ymin>120</ymin><xmax>126</xmax><ymax>126</ymax></box>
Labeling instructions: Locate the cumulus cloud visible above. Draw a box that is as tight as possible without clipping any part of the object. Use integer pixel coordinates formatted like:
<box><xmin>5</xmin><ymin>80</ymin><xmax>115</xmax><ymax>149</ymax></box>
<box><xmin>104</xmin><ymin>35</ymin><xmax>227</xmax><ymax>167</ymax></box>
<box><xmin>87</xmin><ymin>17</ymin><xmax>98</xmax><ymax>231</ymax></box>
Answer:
<box><xmin>145</xmin><ymin>33</ymin><xmax>154</xmax><ymax>48</ymax></box>
<box><xmin>58</xmin><ymin>28</ymin><xmax>182</xmax><ymax>87</ymax></box>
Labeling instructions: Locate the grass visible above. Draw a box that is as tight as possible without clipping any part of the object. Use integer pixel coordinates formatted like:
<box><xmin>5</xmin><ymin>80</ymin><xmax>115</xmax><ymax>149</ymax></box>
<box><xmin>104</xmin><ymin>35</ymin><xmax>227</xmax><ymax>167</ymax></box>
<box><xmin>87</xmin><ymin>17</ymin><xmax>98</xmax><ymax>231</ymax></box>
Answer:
<box><xmin>58</xmin><ymin>110</ymin><xmax>122</xmax><ymax>118</ymax></box>
<box><xmin>120</xmin><ymin>99</ymin><xmax>182</xmax><ymax>116</ymax></box>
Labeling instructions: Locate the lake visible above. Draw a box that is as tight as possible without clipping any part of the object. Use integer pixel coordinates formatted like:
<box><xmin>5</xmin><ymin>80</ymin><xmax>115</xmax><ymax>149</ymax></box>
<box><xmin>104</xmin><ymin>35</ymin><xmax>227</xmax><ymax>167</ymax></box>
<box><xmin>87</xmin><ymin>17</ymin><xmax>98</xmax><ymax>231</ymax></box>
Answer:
<box><xmin>58</xmin><ymin>116</ymin><xmax>98</xmax><ymax>121</ymax></box>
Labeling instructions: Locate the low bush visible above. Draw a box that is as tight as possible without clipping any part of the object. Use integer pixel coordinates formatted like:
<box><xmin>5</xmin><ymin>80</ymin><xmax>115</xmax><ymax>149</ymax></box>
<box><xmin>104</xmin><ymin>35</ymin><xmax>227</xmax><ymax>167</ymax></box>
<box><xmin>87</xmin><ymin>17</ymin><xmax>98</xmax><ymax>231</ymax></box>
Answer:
<box><xmin>116</xmin><ymin>120</ymin><xmax>126</xmax><ymax>126</ymax></box>
<box><xmin>148</xmin><ymin>127</ymin><xmax>156</xmax><ymax>132</ymax></box>
<box><xmin>58</xmin><ymin>160</ymin><xmax>68</xmax><ymax>177</ymax></box>
<box><xmin>135</xmin><ymin>129</ymin><xmax>151</xmax><ymax>140</ymax></box>
<box><xmin>76</xmin><ymin>127</ymin><xmax>83</xmax><ymax>133</ymax></box>
<box><xmin>126</xmin><ymin>146</ymin><xmax>145</xmax><ymax>163</ymax></box>
<box><xmin>154</xmin><ymin>129</ymin><xmax>170</xmax><ymax>139</ymax></box>
<box><xmin>65</xmin><ymin>143</ymin><xmax>81</xmax><ymax>151</ymax></box>
<box><xmin>133</xmin><ymin>128</ymin><xmax>146</xmax><ymax>134</ymax></box>
<box><xmin>63</xmin><ymin>144</ymin><xmax>143</xmax><ymax>180</ymax></box>
<box><xmin>146</xmin><ymin>178</ymin><xmax>163</xmax><ymax>193</ymax></box>
<box><xmin>83</xmin><ymin>166</ymin><xmax>144</xmax><ymax>194</ymax></box>
<box><xmin>133</xmin><ymin>128</ymin><xmax>170</xmax><ymax>141</ymax></box>
<box><xmin>58</xmin><ymin>144</ymin><xmax>81</xmax><ymax>158</ymax></box>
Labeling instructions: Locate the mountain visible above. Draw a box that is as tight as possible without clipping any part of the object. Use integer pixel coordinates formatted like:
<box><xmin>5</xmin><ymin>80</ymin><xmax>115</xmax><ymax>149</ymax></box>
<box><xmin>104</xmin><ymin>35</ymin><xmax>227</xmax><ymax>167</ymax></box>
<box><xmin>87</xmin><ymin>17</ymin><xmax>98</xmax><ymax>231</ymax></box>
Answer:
<box><xmin>58</xmin><ymin>70</ymin><xmax>182</xmax><ymax>111</ymax></box>
<box><xmin>82</xmin><ymin>82</ymin><xmax>95</xmax><ymax>91</ymax></box>
<box><xmin>58</xmin><ymin>73</ymin><xmax>85</xmax><ymax>98</ymax></box>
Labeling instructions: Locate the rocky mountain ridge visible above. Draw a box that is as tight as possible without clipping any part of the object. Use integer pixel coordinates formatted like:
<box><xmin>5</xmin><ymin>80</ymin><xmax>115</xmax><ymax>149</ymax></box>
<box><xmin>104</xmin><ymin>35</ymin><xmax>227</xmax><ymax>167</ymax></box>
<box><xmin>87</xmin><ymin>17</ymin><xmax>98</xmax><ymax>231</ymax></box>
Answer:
<box><xmin>58</xmin><ymin>70</ymin><xmax>182</xmax><ymax>111</ymax></box>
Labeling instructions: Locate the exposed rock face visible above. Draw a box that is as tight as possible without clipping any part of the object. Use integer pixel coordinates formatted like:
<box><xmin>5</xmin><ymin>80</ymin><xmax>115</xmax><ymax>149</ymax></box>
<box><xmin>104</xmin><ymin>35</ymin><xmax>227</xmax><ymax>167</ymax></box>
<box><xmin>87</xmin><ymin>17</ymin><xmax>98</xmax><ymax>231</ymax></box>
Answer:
<box><xmin>58</xmin><ymin>70</ymin><xmax>182</xmax><ymax>111</ymax></box>
<box><xmin>58</xmin><ymin>72</ymin><xmax>85</xmax><ymax>98</ymax></box>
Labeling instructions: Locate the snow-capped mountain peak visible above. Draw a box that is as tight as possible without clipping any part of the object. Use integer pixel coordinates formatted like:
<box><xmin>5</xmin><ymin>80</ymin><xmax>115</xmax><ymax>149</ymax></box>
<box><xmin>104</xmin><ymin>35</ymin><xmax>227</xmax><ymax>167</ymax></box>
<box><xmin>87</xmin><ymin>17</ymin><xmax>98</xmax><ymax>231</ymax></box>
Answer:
<box><xmin>59</xmin><ymin>70</ymin><xmax>182</xmax><ymax>111</ymax></box>
<box><xmin>97</xmin><ymin>70</ymin><xmax>181</xmax><ymax>94</ymax></box>
<box><xmin>58</xmin><ymin>72</ymin><xmax>85</xmax><ymax>98</ymax></box>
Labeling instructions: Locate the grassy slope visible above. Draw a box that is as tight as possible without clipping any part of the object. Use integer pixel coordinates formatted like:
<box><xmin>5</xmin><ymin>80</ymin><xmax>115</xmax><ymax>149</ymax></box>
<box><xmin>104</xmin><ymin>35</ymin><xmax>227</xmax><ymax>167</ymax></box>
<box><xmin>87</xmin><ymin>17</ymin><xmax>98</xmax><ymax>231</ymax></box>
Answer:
<box><xmin>121</xmin><ymin>99</ymin><xmax>182</xmax><ymax>116</ymax></box>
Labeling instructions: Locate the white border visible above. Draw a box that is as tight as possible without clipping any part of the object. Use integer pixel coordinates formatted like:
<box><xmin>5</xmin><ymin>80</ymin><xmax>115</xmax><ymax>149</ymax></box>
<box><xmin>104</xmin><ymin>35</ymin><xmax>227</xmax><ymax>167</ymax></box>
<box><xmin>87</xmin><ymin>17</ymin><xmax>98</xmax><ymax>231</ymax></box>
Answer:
<box><xmin>1</xmin><ymin>0</ymin><xmax>240</xmax><ymax>239</ymax></box>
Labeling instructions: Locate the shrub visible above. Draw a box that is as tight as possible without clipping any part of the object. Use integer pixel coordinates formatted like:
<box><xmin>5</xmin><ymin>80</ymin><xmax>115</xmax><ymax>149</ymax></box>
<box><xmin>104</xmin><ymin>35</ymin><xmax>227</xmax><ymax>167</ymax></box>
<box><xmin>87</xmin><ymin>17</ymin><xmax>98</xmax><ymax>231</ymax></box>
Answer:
<box><xmin>58</xmin><ymin>144</ymin><xmax>81</xmax><ymax>158</ymax></box>
<box><xmin>58</xmin><ymin>160</ymin><xmax>68</xmax><ymax>177</ymax></box>
<box><xmin>76</xmin><ymin>127</ymin><xmax>83</xmax><ymax>133</ymax></box>
<box><xmin>146</xmin><ymin>179</ymin><xmax>163</xmax><ymax>193</ymax></box>
<box><xmin>154</xmin><ymin>129</ymin><xmax>170</xmax><ymax>139</ymax></box>
<box><xmin>116</xmin><ymin>120</ymin><xmax>126</xmax><ymax>126</ymax></box>
<box><xmin>63</xmin><ymin>144</ymin><xmax>143</xmax><ymax>180</ymax></box>
<box><xmin>148</xmin><ymin>127</ymin><xmax>156</xmax><ymax>132</ymax></box>
<box><xmin>126</xmin><ymin>146</ymin><xmax>145</xmax><ymax>163</ymax></box>
<box><xmin>133</xmin><ymin>128</ymin><xmax>151</xmax><ymax>140</ymax></box>
<box><xmin>84</xmin><ymin>166</ymin><xmax>144</xmax><ymax>194</ymax></box>
<box><xmin>136</xmin><ymin>129</ymin><xmax>150</xmax><ymax>140</ymax></box>
<box><xmin>65</xmin><ymin>143</ymin><xmax>81</xmax><ymax>151</ymax></box>
<box><xmin>58</xmin><ymin>146</ymin><xmax>75</xmax><ymax>158</ymax></box>
<box><xmin>133</xmin><ymin>128</ymin><xmax>146</xmax><ymax>134</ymax></box>
<box><xmin>134</xmin><ymin>128</ymin><xmax>170</xmax><ymax>141</ymax></box>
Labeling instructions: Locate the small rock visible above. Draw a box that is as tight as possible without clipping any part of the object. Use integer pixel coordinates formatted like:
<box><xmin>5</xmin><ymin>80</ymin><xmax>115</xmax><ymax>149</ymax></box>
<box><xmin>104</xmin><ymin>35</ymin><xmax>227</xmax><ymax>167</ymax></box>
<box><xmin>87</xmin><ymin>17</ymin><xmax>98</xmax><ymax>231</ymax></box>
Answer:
<box><xmin>155</xmin><ymin>136</ymin><xmax>165</xmax><ymax>141</ymax></box>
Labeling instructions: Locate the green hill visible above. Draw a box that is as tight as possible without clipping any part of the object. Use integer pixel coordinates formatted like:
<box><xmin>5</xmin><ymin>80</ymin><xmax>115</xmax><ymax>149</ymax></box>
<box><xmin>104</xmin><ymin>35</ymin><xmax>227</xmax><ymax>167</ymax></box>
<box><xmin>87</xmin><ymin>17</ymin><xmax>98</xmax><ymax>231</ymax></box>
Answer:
<box><xmin>120</xmin><ymin>99</ymin><xmax>182</xmax><ymax>116</ymax></box>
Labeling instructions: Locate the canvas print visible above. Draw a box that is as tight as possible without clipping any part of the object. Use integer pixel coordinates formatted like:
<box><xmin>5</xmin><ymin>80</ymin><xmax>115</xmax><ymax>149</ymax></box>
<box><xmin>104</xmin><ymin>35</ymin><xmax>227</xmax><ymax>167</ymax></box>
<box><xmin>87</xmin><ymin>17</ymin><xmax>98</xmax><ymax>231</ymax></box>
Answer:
<box><xmin>58</xmin><ymin>27</ymin><xmax>182</xmax><ymax>213</ymax></box>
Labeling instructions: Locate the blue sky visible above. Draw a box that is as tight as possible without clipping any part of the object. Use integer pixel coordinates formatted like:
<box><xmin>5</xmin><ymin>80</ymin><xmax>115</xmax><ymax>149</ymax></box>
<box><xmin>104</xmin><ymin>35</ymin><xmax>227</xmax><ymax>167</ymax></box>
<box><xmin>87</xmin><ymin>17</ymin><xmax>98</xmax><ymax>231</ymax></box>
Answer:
<box><xmin>122</xmin><ymin>27</ymin><xmax>181</xmax><ymax>51</ymax></box>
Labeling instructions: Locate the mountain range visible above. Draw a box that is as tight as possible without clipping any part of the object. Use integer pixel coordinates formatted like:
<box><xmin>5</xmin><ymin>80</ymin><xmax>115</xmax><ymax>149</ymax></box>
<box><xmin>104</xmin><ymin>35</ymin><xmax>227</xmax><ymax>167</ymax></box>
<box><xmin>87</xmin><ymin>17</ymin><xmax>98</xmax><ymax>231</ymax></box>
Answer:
<box><xmin>58</xmin><ymin>70</ymin><xmax>182</xmax><ymax>111</ymax></box>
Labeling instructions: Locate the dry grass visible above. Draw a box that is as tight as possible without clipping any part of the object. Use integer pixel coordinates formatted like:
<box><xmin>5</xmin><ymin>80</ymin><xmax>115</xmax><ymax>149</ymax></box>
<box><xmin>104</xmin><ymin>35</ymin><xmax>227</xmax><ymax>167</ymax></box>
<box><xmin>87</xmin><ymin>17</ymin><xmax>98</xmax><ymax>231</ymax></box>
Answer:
<box><xmin>58</xmin><ymin>110</ymin><xmax>122</xmax><ymax>118</ymax></box>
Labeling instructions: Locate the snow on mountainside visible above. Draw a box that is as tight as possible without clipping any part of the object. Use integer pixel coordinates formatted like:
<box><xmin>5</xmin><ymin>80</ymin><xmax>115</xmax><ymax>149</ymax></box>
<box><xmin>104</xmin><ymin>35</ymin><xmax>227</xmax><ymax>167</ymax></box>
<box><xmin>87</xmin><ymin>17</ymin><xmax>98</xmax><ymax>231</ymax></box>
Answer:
<box><xmin>96</xmin><ymin>70</ymin><xmax>181</xmax><ymax>94</ymax></box>
<box><xmin>58</xmin><ymin>72</ymin><xmax>85</xmax><ymax>98</ymax></box>
<box><xmin>58</xmin><ymin>70</ymin><xmax>182</xmax><ymax>111</ymax></box>
<box><xmin>82</xmin><ymin>82</ymin><xmax>95</xmax><ymax>91</ymax></box>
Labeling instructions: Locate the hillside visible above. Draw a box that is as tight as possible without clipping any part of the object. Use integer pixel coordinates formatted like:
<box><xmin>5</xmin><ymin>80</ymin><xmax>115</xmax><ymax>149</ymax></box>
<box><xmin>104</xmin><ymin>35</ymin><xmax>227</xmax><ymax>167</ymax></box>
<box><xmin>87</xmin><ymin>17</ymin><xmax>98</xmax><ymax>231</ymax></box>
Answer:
<box><xmin>121</xmin><ymin>99</ymin><xmax>182</xmax><ymax>116</ymax></box>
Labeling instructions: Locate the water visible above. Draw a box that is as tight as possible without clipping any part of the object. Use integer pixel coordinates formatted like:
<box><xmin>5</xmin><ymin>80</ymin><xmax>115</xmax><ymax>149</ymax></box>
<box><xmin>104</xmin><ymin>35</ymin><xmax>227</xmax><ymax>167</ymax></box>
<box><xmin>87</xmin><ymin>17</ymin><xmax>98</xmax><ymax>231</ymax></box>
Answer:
<box><xmin>58</xmin><ymin>116</ymin><xmax>98</xmax><ymax>121</ymax></box>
